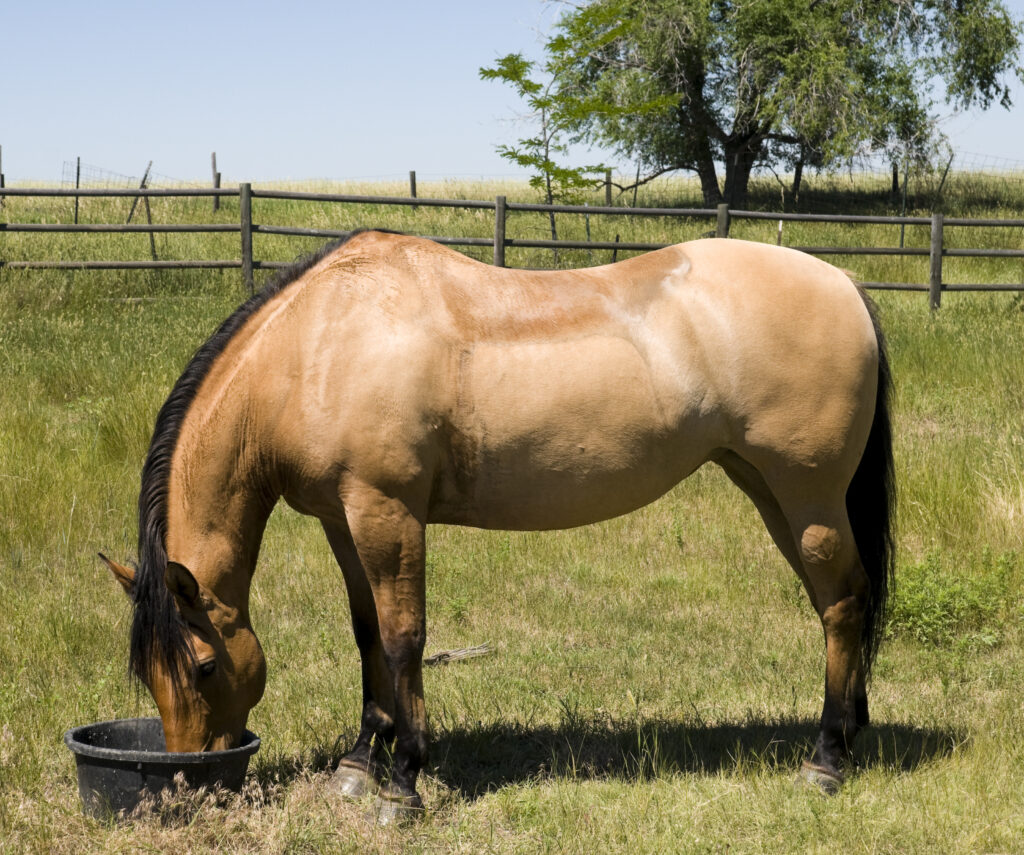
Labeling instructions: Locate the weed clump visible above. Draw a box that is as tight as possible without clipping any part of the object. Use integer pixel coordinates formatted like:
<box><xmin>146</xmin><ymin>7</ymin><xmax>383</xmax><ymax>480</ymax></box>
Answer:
<box><xmin>886</xmin><ymin>549</ymin><xmax>1019</xmax><ymax>648</ymax></box>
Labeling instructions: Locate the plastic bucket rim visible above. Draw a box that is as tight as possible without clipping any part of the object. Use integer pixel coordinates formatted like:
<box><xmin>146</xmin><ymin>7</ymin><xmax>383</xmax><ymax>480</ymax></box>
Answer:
<box><xmin>64</xmin><ymin>717</ymin><xmax>260</xmax><ymax>766</ymax></box>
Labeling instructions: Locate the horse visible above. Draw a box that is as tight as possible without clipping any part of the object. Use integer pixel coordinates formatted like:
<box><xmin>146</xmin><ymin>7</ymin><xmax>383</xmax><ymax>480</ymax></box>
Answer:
<box><xmin>100</xmin><ymin>229</ymin><xmax>894</xmax><ymax>822</ymax></box>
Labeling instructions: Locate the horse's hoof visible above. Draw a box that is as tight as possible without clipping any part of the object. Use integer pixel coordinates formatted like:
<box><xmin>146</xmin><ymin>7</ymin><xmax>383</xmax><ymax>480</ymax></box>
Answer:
<box><xmin>797</xmin><ymin>761</ymin><xmax>844</xmax><ymax>795</ymax></box>
<box><xmin>370</xmin><ymin>792</ymin><xmax>424</xmax><ymax>826</ymax></box>
<box><xmin>328</xmin><ymin>763</ymin><xmax>379</xmax><ymax>799</ymax></box>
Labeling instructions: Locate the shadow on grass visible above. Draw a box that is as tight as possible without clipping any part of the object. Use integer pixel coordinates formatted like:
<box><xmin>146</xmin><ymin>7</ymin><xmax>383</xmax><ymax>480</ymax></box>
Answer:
<box><xmin>428</xmin><ymin>716</ymin><xmax>964</xmax><ymax>798</ymax></box>
<box><xmin>248</xmin><ymin>715</ymin><xmax>964</xmax><ymax>799</ymax></box>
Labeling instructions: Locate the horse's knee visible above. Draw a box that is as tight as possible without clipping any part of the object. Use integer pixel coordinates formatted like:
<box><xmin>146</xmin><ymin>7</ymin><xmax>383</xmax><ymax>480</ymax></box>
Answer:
<box><xmin>380</xmin><ymin>622</ymin><xmax>426</xmax><ymax>671</ymax></box>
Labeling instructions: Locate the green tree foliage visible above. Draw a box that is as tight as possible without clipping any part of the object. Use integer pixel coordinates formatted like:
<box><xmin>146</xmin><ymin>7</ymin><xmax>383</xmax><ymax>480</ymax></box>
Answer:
<box><xmin>479</xmin><ymin>54</ymin><xmax>605</xmax><ymax>247</ymax></box>
<box><xmin>493</xmin><ymin>0</ymin><xmax>1024</xmax><ymax>207</ymax></box>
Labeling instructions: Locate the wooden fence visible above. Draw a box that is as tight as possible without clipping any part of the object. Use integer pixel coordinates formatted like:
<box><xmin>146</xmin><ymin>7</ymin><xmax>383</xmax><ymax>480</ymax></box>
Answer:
<box><xmin>2</xmin><ymin>184</ymin><xmax>1023</xmax><ymax>309</ymax></box>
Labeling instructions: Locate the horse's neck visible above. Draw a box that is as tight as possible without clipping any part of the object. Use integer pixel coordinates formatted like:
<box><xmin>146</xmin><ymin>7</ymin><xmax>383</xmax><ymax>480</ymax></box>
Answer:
<box><xmin>164</xmin><ymin>383</ymin><xmax>275</xmax><ymax>608</ymax></box>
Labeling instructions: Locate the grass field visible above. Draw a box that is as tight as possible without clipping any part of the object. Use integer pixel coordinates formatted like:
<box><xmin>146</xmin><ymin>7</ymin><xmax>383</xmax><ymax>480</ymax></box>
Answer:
<box><xmin>1</xmin><ymin>176</ymin><xmax>1023</xmax><ymax>853</ymax></box>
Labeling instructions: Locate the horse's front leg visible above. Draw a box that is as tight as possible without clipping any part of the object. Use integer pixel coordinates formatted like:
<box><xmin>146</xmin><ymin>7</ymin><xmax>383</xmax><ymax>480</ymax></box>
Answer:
<box><xmin>322</xmin><ymin>522</ymin><xmax>395</xmax><ymax>799</ymax></box>
<box><xmin>341</xmin><ymin>490</ymin><xmax>429</xmax><ymax>824</ymax></box>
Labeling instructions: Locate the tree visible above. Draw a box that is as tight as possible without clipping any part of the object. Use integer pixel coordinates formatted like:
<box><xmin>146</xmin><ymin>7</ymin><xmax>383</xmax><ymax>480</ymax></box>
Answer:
<box><xmin>502</xmin><ymin>0</ymin><xmax>1023</xmax><ymax>208</ymax></box>
<box><xmin>479</xmin><ymin>53</ymin><xmax>605</xmax><ymax>251</ymax></box>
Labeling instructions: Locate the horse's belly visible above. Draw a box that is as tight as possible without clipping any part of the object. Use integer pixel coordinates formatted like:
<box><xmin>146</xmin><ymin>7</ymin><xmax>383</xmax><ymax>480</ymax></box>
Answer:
<box><xmin>428</xmin><ymin>336</ymin><xmax>714</xmax><ymax>530</ymax></box>
<box><xmin>430</xmin><ymin>448</ymin><xmax>706</xmax><ymax>530</ymax></box>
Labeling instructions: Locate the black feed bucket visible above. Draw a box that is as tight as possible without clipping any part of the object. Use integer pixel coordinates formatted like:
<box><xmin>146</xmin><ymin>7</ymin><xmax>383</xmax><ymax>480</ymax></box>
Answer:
<box><xmin>64</xmin><ymin>717</ymin><xmax>260</xmax><ymax>818</ymax></box>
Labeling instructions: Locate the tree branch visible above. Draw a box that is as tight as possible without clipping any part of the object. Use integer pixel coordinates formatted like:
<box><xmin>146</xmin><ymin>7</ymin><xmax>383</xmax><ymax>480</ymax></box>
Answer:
<box><xmin>612</xmin><ymin>164</ymin><xmax>694</xmax><ymax>197</ymax></box>
<box><xmin>765</xmin><ymin>132</ymin><xmax>803</xmax><ymax>145</ymax></box>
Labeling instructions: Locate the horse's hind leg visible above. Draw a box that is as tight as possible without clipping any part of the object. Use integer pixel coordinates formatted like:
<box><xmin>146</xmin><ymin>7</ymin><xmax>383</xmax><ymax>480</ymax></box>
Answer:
<box><xmin>777</xmin><ymin>485</ymin><xmax>871</xmax><ymax>792</ymax></box>
<box><xmin>322</xmin><ymin>521</ymin><xmax>396</xmax><ymax>799</ymax></box>
<box><xmin>720</xmin><ymin>453</ymin><xmax>869</xmax><ymax>790</ymax></box>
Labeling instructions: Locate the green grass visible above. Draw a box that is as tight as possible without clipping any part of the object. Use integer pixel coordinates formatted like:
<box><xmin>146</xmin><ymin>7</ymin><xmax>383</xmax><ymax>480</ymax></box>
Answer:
<box><xmin>1</xmin><ymin>176</ymin><xmax>1023</xmax><ymax>853</ymax></box>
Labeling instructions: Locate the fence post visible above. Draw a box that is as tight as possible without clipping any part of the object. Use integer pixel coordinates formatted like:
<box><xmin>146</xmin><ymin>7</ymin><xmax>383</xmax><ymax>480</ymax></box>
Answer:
<box><xmin>212</xmin><ymin>152</ymin><xmax>220</xmax><ymax>213</ymax></box>
<box><xmin>585</xmin><ymin>203</ymin><xmax>593</xmax><ymax>263</ymax></box>
<box><xmin>74</xmin><ymin>156</ymin><xmax>81</xmax><ymax>225</ymax></box>
<box><xmin>240</xmin><ymin>182</ymin><xmax>254</xmax><ymax>295</ymax></box>
<box><xmin>716</xmin><ymin>203</ymin><xmax>730</xmax><ymax>238</ymax></box>
<box><xmin>929</xmin><ymin>211</ymin><xmax>943</xmax><ymax>310</ymax></box>
<box><xmin>126</xmin><ymin>161</ymin><xmax>153</xmax><ymax>224</ymax></box>
<box><xmin>0</xmin><ymin>144</ymin><xmax>5</xmax><ymax>209</ymax></box>
<box><xmin>143</xmin><ymin>193</ymin><xmax>157</xmax><ymax>262</ymax></box>
<box><xmin>605</xmin><ymin>168</ymin><xmax>612</xmax><ymax>206</ymax></box>
<box><xmin>899</xmin><ymin>161</ymin><xmax>909</xmax><ymax>248</ymax></box>
<box><xmin>493</xmin><ymin>195</ymin><xmax>507</xmax><ymax>267</ymax></box>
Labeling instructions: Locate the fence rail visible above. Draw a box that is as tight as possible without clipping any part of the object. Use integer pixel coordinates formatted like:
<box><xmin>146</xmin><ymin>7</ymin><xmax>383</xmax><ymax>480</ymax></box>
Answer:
<box><xmin>2</xmin><ymin>184</ymin><xmax>1022</xmax><ymax>309</ymax></box>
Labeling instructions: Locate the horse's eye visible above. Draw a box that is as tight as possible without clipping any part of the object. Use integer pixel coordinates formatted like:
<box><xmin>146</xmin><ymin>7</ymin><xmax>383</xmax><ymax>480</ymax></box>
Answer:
<box><xmin>197</xmin><ymin>659</ymin><xmax>217</xmax><ymax>679</ymax></box>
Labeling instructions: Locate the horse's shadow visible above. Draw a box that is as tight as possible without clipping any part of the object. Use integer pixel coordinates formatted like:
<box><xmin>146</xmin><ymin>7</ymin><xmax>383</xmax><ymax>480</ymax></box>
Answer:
<box><xmin>428</xmin><ymin>716</ymin><xmax>962</xmax><ymax>798</ymax></box>
<box><xmin>251</xmin><ymin>716</ymin><xmax>963</xmax><ymax>799</ymax></box>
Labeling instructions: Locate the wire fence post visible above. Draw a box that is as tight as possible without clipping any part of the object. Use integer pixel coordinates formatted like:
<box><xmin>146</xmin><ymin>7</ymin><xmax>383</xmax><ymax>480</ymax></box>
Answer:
<box><xmin>74</xmin><ymin>157</ymin><xmax>81</xmax><ymax>225</ymax></box>
<box><xmin>493</xmin><ymin>195</ymin><xmax>507</xmax><ymax>267</ymax></box>
<box><xmin>929</xmin><ymin>211</ymin><xmax>944</xmax><ymax>310</ymax></box>
<box><xmin>716</xmin><ymin>203</ymin><xmax>730</xmax><ymax>238</ymax></box>
<box><xmin>143</xmin><ymin>196</ymin><xmax>157</xmax><ymax>262</ymax></box>
<box><xmin>123</xmin><ymin>161</ymin><xmax>158</xmax><ymax>262</ymax></box>
<box><xmin>0</xmin><ymin>144</ymin><xmax>5</xmax><ymax>209</ymax></box>
<box><xmin>212</xmin><ymin>152</ymin><xmax>220</xmax><ymax>213</ymax></box>
<box><xmin>409</xmin><ymin>170</ymin><xmax>417</xmax><ymax>209</ymax></box>
<box><xmin>585</xmin><ymin>203</ymin><xmax>593</xmax><ymax>263</ymax></box>
<box><xmin>126</xmin><ymin>161</ymin><xmax>152</xmax><ymax>224</ymax></box>
<box><xmin>240</xmin><ymin>182</ymin><xmax>254</xmax><ymax>295</ymax></box>
<box><xmin>899</xmin><ymin>159</ymin><xmax>909</xmax><ymax>248</ymax></box>
<box><xmin>605</xmin><ymin>168</ymin><xmax>612</xmax><ymax>206</ymax></box>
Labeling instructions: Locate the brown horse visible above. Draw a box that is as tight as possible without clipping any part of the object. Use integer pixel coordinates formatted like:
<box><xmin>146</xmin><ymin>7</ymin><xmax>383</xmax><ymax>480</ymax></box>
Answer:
<box><xmin>102</xmin><ymin>230</ymin><xmax>894</xmax><ymax>821</ymax></box>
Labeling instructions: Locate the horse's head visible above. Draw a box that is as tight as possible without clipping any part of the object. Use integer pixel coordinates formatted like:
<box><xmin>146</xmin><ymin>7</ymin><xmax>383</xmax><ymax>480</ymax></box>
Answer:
<box><xmin>102</xmin><ymin>554</ymin><xmax>266</xmax><ymax>752</ymax></box>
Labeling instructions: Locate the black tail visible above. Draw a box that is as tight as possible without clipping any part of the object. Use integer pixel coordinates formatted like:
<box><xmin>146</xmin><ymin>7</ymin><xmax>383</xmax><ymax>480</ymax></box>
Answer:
<box><xmin>846</xmin><ymin>292</ymin><xmax>896</xmax><ymax>676</ymax></box>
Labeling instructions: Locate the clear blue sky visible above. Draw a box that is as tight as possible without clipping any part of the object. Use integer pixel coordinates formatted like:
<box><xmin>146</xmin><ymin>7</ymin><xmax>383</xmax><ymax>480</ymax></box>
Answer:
<box><xmin>1</xmin><ymin>0</ymin><xmax>1022</xmax><ymax>183</ymax></box>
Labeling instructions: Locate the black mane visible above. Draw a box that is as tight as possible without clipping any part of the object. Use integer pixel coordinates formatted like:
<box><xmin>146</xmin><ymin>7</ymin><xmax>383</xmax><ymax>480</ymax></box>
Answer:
<box><xmin>129</xmin><ymin>233</ymin><xmax>366</xmax><ymax>693</ymax></box>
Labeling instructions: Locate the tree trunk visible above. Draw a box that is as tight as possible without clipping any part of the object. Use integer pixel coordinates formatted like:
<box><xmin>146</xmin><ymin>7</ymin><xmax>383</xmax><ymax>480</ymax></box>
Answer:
<box><xmin>546</xmin><ymin>189</ymin><xmax>560</xmax><ymax>265</ymax></box>
<box><xmin>543</xmin><ymin>136</ymin><xmax>559</xmax><ymax>265</ymax></box>
<box><xmin>722</xmin><ymin>142</ymin><xmax>761</xmax><ymax>210</ymax></box>
<box><xmin>792</xmin><ymin>156</ymin><xmax>805</xmax><ymax>202</ymax></box>
<box><xmin>679</xmin><ymin>64</ymin><xmax>722</xmax><ymax>206</ymax></box>
<box><xmin>696</xmin><ymin>158</ymin><xmax>722</xmax><ymax>206</ymax></box>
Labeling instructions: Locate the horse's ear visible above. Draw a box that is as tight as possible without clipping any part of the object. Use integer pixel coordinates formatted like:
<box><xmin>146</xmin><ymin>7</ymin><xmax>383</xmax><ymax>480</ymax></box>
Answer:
<box><xmin>165</xmin><ymin>560</ymin><xmax>200</xmax><ymax>608</ymax></box>
<box><xmin>100</xmin><ymin>552</ymin><xmax>136</xmax><ymax>597</ymax></box>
